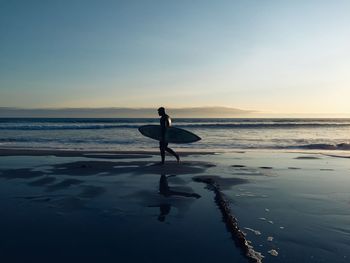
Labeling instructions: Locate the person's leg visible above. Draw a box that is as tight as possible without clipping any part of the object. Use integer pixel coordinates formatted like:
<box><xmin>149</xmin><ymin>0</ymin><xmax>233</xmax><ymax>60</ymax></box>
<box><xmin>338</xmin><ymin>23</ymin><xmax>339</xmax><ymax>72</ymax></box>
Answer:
<box><xmin>165</xmin><ymin>146</ymin><xmax>180</xmax><ymax>163</ymax></box>
<box><xmin>159</xmin><ymin>141</ymin><xmax>165</xmax><ymax>164</ymax></box>
<box><xmin>159</xmin><ymin>174</ymin><xmax>170</xmax><ymax>195</ymax></box>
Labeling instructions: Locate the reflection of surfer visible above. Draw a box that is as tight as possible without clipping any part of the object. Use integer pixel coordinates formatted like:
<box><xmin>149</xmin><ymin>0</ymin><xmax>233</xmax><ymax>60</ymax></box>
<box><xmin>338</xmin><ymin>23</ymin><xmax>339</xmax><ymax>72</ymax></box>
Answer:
<box><xmin>158</xmin><ymin>107</ymin><xmax>180</xmax><ymax>164</ymax></box>
<box><xmin>157</xmin><ymin>203</ymin><xmax>171</xmax><ymax>222</ymax></box>
<box><xmin>156</xmin><ymin>173</ymin><xmax>200</xmax><ymax>222</ymax></box>
<box><xmin>159</xmin><ymin>174</ymin><xmax>200</xmax><ymax>198</ymax></box>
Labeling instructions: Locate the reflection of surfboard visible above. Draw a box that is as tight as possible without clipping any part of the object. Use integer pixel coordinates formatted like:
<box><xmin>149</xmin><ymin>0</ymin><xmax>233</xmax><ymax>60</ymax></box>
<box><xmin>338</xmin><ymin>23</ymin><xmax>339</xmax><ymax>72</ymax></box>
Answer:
<box><xmin>138</xmin><ymin>125</ymin><xmax>201</xmax><ymax>144</ymax></box>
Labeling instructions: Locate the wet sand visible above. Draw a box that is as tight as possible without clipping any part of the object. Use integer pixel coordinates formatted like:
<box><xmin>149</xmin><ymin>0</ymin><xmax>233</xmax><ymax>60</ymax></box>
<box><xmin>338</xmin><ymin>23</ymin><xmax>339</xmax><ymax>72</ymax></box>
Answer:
<box><xmin>0</xmin><ymin>148</ymin><xmax>216</xmax><ymax>157</ymax></box>
<box><xmin>0</xmin><ymin>149</ymin><xmax>349</xmax><ymax>262</ymax></box>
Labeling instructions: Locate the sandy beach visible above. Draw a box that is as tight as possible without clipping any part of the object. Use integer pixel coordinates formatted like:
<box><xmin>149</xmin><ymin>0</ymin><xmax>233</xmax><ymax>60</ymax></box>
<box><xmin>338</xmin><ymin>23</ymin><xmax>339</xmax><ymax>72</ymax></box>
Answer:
<box><xmin>0</xmin><ymin>148</ymin><xmax>349</xmax><ymax>263</ymax></box>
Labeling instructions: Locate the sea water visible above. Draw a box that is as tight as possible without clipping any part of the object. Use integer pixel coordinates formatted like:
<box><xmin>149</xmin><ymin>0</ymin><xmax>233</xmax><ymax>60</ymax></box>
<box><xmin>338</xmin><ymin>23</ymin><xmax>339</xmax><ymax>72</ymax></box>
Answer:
<box><xmin>1</xmin><ymin>118</ymin><xmax>350</xmax><ymax>152</ymax></box>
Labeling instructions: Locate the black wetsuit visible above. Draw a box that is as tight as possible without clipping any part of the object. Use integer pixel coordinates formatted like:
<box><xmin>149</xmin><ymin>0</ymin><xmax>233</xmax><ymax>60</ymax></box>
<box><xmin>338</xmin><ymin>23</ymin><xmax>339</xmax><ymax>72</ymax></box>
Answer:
<box><xmin>160</xmin><ymin>114</ymin><xmax>170</xmax><ymax>146</ymax></box>
<box><xmin>159</xmin><ymin>114</ymin><xmax>179</xmax><ymax>163</ymax></box>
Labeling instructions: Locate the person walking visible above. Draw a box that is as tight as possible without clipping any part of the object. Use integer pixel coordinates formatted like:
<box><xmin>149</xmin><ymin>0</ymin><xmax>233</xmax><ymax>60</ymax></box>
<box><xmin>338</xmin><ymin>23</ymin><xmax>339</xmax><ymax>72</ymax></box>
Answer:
<box><xmin>157</xmin><ymin>107</ymin><xmax>180</xmax><ymax>164</ymax></box>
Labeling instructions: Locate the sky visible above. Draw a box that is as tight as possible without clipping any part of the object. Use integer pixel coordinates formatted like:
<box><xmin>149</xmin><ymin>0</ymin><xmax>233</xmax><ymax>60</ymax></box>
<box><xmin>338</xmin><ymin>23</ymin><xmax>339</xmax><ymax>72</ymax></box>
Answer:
<box><xmin>1</xmin><ymin>0</ymin><xmax>350</xmax><ymax>115</ymax></box>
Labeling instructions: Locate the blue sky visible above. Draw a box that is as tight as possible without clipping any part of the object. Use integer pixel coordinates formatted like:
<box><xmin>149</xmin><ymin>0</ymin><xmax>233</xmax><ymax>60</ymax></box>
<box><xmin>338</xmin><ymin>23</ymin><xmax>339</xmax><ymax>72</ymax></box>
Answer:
<box><xmin>1</xmin><ymin>0</ymin><xmax>350</xmax><ymax>115</ymax></box>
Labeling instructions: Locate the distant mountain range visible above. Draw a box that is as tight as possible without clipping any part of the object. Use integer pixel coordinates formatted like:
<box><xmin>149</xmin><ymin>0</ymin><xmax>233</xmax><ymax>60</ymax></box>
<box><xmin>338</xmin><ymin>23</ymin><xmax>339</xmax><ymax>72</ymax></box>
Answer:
<box><xmin>0</xmin><ymin>107</ymin><xmax>255</xmax><ymax>118</ymax></box>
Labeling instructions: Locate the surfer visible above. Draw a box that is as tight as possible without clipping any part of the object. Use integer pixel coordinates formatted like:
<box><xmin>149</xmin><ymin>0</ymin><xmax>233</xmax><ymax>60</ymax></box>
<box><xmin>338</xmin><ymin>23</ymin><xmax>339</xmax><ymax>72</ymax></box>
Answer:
<box><xmin>158</xmin><ymin>107</ymin><xmax>180</xmax><ymax>164</ymax></box>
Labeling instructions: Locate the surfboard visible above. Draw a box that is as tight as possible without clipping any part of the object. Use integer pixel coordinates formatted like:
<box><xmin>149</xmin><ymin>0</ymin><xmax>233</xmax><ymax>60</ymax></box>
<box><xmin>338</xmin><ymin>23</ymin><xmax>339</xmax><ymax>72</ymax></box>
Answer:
<box><xmin>138</xmin><ymin>125</ymin><xmax>201</xmax><ymax>144</ymax></box>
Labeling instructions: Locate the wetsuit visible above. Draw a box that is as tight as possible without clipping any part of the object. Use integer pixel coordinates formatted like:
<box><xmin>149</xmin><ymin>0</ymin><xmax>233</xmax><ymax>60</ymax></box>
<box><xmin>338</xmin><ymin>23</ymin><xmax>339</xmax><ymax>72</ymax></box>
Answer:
<box><xmin>159</xmin><ymin>114</ymin><xmax>179</xmax><ymax>163</ymax></box>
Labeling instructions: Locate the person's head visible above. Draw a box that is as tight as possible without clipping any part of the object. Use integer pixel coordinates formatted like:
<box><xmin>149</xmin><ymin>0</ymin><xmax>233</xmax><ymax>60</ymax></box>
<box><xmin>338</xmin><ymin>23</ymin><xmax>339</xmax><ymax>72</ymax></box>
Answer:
<box><xmin>157</xmin><ymin>107</ymin><xmax>165</xmax><ymax>116</ymax></box>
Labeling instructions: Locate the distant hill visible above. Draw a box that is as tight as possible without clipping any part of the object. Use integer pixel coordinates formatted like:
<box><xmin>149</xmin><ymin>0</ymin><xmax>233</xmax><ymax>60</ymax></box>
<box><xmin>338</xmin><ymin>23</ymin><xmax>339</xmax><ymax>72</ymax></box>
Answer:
<box><xmin>0</xmin><ymin>107</ymin><xmax>254</xmax><ymax>118</ymax></box>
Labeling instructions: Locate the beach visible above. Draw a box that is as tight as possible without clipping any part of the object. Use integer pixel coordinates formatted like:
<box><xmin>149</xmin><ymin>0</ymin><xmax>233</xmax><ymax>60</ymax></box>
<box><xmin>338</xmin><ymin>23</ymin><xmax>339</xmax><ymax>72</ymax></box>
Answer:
<box><xmin>0</xmin><ymin>148</ymin><xmax>349</xmax><ymax>263</ymax></box>
<box><xmin>2</xmin><ymin>0</ymin><xmax>350</xmax><ymax>261</ymax></box>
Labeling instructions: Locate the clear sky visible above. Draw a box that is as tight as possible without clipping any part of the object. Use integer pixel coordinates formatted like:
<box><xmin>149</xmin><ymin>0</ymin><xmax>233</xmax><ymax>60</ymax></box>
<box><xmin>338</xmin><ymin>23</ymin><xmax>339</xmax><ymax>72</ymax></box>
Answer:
<box><xmin>1</xmin><ymin>0</ymin><xmax>350</xmax><ymax>115</ymax></box>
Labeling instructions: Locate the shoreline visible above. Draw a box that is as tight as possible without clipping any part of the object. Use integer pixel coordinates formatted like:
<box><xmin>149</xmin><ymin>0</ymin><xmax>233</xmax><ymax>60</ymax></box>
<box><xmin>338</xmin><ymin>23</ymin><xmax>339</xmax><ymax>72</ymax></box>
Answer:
<box><xmin>1</xmin><ymin>147</ymin><xmax>350</xmax><ymax>159</ymax></box>
<box><xmin>0</xmin><ymin>148</ymin><xmax>217</xmax><ymax>157</ymax></box>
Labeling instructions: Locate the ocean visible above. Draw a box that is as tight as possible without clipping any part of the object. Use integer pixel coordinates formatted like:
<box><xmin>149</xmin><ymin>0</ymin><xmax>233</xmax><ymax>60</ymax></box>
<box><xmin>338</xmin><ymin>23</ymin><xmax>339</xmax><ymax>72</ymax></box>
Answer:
<box><xmin>1</xmin><ymin>118</ymin><xmax>350</xmax><ymax>152</ymax></box>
